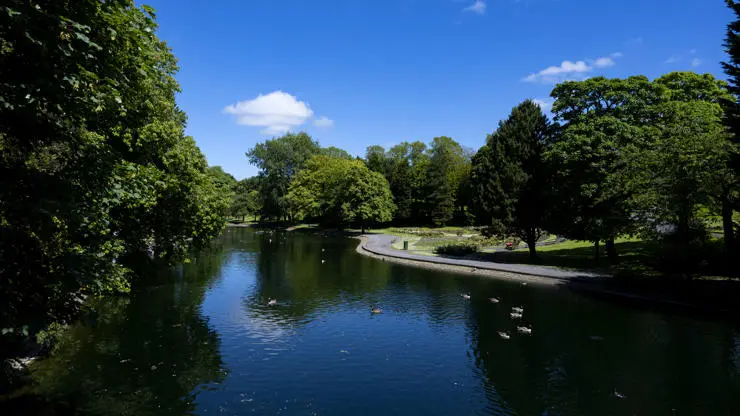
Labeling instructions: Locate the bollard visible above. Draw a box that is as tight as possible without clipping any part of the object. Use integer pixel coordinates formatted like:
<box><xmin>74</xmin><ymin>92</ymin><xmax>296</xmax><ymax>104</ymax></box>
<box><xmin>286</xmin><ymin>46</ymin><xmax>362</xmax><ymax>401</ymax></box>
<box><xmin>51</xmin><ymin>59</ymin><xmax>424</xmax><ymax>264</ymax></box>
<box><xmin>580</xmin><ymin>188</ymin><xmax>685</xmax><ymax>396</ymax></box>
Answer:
<box><xmin>403</xmin><ymin>241</ymin><xmax>409</xmax><ymax>250</ymax></box>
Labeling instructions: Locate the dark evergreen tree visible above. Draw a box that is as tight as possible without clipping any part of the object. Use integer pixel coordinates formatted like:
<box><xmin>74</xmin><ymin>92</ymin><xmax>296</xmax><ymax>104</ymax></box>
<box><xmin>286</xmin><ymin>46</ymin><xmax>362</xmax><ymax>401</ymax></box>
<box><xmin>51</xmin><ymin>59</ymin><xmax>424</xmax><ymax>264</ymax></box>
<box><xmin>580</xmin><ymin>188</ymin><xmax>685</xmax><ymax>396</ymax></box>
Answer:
<box><xmin>721</xmin><ymin>0</ymin><xmax>740</xmax><ymax>250</ymax></box>
<box><xmin>471</xmin><ymin>100</ymin><xmax>550</xmax><ymax>258</ymax></box>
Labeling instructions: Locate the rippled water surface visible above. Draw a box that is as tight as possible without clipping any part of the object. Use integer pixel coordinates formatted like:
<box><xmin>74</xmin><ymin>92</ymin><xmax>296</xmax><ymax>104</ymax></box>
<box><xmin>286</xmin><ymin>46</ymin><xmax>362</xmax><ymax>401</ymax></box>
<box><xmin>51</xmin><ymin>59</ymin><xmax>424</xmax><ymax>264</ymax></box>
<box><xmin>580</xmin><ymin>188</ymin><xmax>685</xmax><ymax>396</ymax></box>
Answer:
<box><xmin>27</xmin><ymin>229</ymin><xmax>740</xmax><ymax>415</ymax></box>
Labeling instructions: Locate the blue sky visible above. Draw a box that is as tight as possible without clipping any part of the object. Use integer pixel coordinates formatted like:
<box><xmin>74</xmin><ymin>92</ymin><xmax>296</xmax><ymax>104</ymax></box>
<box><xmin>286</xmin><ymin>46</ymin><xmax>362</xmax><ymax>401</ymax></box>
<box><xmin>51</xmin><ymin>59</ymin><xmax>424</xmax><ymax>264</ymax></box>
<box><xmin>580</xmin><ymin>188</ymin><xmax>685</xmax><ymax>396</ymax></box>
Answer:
<box><xmin>145</xmin><ymin>0</ymin><xmax>732</xmax><ymax>179</ymax></box>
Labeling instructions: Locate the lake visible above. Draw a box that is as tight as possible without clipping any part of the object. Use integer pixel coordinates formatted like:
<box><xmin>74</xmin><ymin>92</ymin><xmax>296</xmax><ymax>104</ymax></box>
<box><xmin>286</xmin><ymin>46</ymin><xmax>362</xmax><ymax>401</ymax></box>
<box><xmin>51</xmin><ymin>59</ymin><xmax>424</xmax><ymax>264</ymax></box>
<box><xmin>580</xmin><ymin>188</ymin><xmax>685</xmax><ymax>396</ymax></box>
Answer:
<box><xmin>24</xmin><ymin>228</ymin><xmax>740</xmax><ymax>415</ymax></box>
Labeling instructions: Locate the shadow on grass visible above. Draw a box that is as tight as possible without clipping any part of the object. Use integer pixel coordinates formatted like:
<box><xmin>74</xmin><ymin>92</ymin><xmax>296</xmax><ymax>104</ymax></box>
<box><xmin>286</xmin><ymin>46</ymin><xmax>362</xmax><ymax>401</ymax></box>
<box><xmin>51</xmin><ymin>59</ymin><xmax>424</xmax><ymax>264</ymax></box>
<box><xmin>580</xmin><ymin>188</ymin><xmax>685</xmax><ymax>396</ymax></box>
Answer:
<box><xmin>470</xmin><ymin>241</ymin><xmax>660</xmax><ymax>275</ymax></box>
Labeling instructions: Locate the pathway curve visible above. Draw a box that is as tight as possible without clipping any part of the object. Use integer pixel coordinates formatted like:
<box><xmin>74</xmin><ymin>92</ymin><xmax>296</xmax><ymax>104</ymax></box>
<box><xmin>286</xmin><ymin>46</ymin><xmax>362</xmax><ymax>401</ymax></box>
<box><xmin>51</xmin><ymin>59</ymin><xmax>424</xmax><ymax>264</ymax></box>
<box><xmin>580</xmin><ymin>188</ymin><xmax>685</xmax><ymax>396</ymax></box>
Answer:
<box><xmin>359</xmin><ymin>234</ymin><xmax>607</xmax><ymax>281</ymax></box>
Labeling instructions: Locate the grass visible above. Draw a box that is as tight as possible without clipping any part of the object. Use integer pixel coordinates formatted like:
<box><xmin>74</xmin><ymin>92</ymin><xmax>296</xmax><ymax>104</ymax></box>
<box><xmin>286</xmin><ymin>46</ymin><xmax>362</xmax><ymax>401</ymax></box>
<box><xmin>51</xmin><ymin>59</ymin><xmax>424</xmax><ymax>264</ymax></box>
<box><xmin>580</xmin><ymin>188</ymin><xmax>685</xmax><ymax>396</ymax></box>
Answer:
<box><xmin>479</xmin><ymin>238</ymin><xmax>659</xmax><ymax>273</ymax></box>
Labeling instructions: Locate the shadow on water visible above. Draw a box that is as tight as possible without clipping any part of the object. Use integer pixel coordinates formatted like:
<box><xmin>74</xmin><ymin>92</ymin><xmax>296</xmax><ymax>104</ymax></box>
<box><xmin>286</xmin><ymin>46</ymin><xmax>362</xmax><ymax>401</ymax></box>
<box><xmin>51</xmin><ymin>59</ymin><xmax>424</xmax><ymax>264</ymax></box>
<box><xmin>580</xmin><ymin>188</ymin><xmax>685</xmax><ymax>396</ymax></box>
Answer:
<box><xmin>4</xmin><ymin>243</ymin><xmax>231</xmax><ymax>416</ymax></box>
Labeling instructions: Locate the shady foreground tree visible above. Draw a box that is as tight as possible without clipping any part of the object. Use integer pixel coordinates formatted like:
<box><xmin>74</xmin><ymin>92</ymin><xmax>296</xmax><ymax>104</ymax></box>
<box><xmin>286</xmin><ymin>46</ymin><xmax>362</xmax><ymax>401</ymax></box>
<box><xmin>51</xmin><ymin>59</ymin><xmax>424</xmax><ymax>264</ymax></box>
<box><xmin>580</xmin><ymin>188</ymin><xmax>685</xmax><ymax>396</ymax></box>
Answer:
<box><xmin>0</xmin><ymin>0</ymin><xmax>228</xmax><ymax>351</ymax></box>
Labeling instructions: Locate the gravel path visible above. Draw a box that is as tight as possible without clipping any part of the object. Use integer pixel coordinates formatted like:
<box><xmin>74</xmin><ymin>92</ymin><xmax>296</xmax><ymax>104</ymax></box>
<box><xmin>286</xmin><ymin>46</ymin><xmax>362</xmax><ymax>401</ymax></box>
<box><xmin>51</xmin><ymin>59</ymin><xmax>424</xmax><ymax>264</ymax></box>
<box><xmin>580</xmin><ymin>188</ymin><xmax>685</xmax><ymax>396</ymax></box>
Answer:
<box><xmin>359</xmin><ymin>234</ymin><xmax>607</xmax><ymax>281</ymax></box>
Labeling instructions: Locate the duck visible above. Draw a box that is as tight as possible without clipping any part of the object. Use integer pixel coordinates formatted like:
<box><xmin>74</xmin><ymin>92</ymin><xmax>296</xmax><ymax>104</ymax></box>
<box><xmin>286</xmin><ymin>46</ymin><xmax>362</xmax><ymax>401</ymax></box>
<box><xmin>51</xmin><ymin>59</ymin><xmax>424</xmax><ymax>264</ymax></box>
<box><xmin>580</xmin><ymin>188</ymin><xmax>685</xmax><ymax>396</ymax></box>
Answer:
<box><xmin>510</xmin><ymin>312</ymin><xmax>523</xmax><ymax>319</ymax></box>
<box><xmin>498</xmin><ymin>331</ymin><xmax>511</xmax><ymax>340</ymax></box>
<box><xmin>521</xmin><ymin>282</ymin><xmax>528</xmax><ymax>286</ymax></box>
<box><xmin>371</xmin><ymin>306</ymin><xmax>382</xmax><ymax>314</ymax></box>
<box><xmin>517</xmin><ymin>326</ymin><xmax>532</xmax><ymax>334</ymax></box>
<box><xmin>511</xmin><ymin>306</ymin><xmax>524</xmax><ymax>313</ymax></box>
<box><xmin>461</xmin><ymin>294</ymin><xmax>471</xmax><ymax>300</ymax></box>
<box><xmin>488</xmin><ymin>297</ymin><xmax>500</xmax><ymax>303</ymax></box>
<box><xmin>614</xmin><ymin>390</ymin><xmax>626</xmax><ymax>399</ymax></box>
<box><xmin>321</xmin><ymin>259</ymin><xmax>326</xmax><ymax>264</ymax></box>
<box><xmin>267</xmin><ymin>299</ymin><xmax>277</xmax><ymax>306</ymax></box>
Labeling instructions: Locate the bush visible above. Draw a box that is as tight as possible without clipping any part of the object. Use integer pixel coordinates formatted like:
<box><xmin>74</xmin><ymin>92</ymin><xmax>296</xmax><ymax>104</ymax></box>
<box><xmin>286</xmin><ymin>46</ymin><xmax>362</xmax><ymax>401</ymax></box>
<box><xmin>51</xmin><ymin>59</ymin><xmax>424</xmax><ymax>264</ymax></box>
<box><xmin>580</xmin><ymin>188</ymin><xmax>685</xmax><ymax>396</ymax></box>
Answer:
<box><xmin>434</xmin><ymin>243</ymin><xmax>480</xmax><ymax>256</ymax></box>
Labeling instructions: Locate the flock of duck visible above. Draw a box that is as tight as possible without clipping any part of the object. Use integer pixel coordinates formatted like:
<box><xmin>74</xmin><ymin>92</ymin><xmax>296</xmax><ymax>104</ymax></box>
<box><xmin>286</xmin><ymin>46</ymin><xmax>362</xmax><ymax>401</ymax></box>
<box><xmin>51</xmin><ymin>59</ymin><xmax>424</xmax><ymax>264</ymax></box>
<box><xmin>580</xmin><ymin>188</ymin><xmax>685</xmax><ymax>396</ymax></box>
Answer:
<box><xmin>462</xmin><ymin>286</ymin><xmax>533</xmax><ymax>340</ymax></box>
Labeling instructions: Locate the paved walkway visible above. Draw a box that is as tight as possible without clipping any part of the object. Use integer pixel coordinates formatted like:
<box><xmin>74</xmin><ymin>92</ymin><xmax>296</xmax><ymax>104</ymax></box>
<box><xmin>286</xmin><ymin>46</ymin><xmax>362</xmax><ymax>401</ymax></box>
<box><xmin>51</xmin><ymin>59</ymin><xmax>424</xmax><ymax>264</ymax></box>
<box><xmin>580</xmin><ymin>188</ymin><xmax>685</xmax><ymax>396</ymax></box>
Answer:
<box><xmin>360</xmin><ymin>234</ymin><xmax>607</xmax><ymax>281</ymax></box>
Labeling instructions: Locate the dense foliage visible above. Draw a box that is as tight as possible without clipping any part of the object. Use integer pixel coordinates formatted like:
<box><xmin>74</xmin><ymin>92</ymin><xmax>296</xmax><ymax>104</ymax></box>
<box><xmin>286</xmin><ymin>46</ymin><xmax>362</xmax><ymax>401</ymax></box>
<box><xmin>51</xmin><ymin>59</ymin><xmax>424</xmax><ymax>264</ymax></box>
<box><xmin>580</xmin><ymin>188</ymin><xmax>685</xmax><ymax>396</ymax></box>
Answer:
<box><xmin>287</xmin><ymin>155</ymin><xmax>395</xmax><ymax>230</ymax></box>
<box><xmin>471</xmin><ymin>100</ymin><xmax>551</xmax><ymax>258</ymax></box>
<box><xmin>0</xmin><ymin>1</ymin><xmax>228</xmax><ymax>349</ymax></box>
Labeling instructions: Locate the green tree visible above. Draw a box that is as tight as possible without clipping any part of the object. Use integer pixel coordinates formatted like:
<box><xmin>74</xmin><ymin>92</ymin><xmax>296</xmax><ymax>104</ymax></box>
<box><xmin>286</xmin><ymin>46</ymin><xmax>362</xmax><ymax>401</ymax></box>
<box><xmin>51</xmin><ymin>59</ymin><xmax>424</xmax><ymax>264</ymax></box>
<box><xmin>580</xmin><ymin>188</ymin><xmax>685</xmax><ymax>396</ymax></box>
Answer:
<box><xmin>246</xmin><ymin>132</ymin><xmax>320</xmax><ymax>222</ymax></box>
<box><xmin>0</xmin><ymin>0</ymin><xmax>228</xmax><ymax>349</ymax></box>
<box><xmin>649</xmin><ymin>73</ymin><xmax>736</xmax><ymax>247</ymax></box>
<box><xmin>288</xmin><ymin>155</ymin><xmax>395</xmax><ymax>230</ymax></box>
<box><xmin>426</xmin><ymin>137</ymin><xmax>461</xmax><ymax>226</ymax></box>
<box><xmin>722</xmin><ymin>1</ymin><xmax>740</xmax><ymax>220</ymax></box>
<box><xmin>206</xmin><ymin>166</ymin><xmax>237</xmax><ymax>192</ymax></box>
<box><xmin>471</xmin><ymin>100</ymin><xmax>550</xmax><ymax>258</ymax></box>
<box><xmin>230</xmin><ymin>177</ymin><xmax>262</xmax><ymax>221</ymax></box>
<box><xmin>545</xmin><ymin>117</ymin><xmax>643</xmax><ymax>261</ymax></box>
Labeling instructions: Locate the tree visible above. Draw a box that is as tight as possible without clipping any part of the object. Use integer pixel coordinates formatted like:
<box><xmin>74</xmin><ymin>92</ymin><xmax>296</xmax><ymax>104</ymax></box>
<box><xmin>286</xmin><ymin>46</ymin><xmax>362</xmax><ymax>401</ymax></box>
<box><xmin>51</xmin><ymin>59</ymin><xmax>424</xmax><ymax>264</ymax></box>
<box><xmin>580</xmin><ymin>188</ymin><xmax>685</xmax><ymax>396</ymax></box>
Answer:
<box><xmin>722</xmin><ymin>1</ymin><xmax>740</xmax><ymax>204</ymax></box>
<box><xmin>246</xmin><ymin>132</ymin><xmax>320</xmax><ymax>222</ymax></box>
<box><xmin>426</xmin><ymin>137</ymin><xmax>459</xmax><ymax>225</ymax></box>
<box><xmin>0</xmin><ymin>0</ymin><xmax>228</xmax><ymax>349</ymax></box>
<box><xmin>651</xmin><ymin>73</ymin><xmax>736</xmax><ymax>247</ymax></box>
<box><xmin>471</xmin><ymin>100</ymin><xmax>550</xmax><ymax>258</ymax></box>
<box><xmin>320</xmin><ymin>146</ymin><xmax>353</xmax><ymax>159</ymax></box>
<box><xmin>230</xmin><ymin>177</ymin><xmax>262</xmax><ymax>221</ymax></box>
<box><xmin>288</xmin><ymin>155</ymin><xmax>395</xmax><ymax>230</ymax></box>
<box><xmin>545</xmin><ymin>117</ymin><xmax>643</xmax><ymax>261</ymax></box>
<box><xmin>206</xmin><ymin>166</ymin><xmax>237</xmax><ymax>192</ymax></box>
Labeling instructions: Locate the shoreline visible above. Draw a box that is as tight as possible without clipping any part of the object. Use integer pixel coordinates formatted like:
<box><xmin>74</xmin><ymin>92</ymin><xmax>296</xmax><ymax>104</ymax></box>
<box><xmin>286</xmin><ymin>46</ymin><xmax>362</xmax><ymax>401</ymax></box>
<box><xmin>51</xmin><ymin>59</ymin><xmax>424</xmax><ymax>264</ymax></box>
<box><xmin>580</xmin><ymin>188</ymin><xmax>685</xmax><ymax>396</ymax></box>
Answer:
<box><xmin>353</xmin><ymin>235</ymin><xmax>737</xmax><ymax>317</ymax></box>
<box><xmin>354</xmin><ymin>235</ymin><xmax>565</xmax><ymax>286</ymax></box>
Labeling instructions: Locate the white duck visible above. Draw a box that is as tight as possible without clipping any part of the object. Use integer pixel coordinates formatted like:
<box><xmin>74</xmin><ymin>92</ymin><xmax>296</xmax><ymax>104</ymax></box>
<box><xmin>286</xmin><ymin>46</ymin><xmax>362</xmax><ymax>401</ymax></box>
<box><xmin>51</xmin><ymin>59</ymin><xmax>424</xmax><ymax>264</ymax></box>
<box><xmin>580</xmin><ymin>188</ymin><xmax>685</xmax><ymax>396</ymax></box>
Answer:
<box><xmin>510</xmin><ymin>312</ymin><xmax>523</xmax><ymax>319</ymax></box>
<box><xmin>461</xmin><ymin>294</ymin><xmax>471</xmax><ymax>300</ymax></box>
<box><xmin>511</xmin><ymin>306</ymin><xmax>524</xmax><ymax>313</ymax></box>
<box><xmin>498</xmin><ymin>331</ymin><xmax>511</xmax><ymax>340</ymax></box>
<box><xmin>517</xmin><ymin>326</ymin><xmax>532</xmax><ymax>334</ymax></box>
<box><xmin>488</xmin><ymin>297</ymin><xmax>500</xmax><ymax>303</ymax></box>
<box><xmin>267</xmin><ymin>299</ymin><xmax>277</xmax><ymax>306</ymax></box>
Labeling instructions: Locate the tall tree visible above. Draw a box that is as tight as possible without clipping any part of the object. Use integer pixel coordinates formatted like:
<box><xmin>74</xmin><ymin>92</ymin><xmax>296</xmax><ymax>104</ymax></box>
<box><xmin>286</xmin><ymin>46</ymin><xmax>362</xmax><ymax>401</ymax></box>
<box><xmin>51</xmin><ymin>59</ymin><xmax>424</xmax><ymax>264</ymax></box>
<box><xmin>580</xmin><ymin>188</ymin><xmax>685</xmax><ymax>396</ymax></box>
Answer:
<box><xmin>246</xmin><ymin>132</ymin><xmax>320</xmax><ymax>222</ymax></box>
<box><xmin>471</xmin><ymin>100</ymin><xmax>550</xmax><ymax>258</ymax></box>
<box><xmin>548</xmin><ymin>76</ymin><xmax>665</xmax><ymax>260</ymax></box>
<box><xmin>0</xmin><ymin>0</ymin><xmax>228</xmax><ymax>347</ymax></box>
<box><xmin>426</xmin><ymin>137</ymin><xmax>464</xmax><ymax>226</ymax></box>
<box><xmin>287</xmin><ymin>155</ymin><xmax>395</xmax><ymax>230</ymax></box>
<box><xmin>722</xmin><ymin>2</ymin><xmax>740</xmax><ymax>250</ymax></box>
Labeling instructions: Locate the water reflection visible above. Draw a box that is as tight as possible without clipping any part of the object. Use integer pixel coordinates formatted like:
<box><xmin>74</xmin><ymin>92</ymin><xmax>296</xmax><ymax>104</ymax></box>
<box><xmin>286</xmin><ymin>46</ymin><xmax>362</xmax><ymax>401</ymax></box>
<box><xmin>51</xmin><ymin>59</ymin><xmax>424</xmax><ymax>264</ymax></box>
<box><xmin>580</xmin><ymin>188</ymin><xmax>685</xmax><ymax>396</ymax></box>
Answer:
<box><xmin>22</xmin><ymin>228</ymin><xmax>740</xmax><ymax>415</ymax></box>
<box><xmin>28</xmin><ymin>246</ymin><xmax>228</xmax><ymax>415</ymax></box>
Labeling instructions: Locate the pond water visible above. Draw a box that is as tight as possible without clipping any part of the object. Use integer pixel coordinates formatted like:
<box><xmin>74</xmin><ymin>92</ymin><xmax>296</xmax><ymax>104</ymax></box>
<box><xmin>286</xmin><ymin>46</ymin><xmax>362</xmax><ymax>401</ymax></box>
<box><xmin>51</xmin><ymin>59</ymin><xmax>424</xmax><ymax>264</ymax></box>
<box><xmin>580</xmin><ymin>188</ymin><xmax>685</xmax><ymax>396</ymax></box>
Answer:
<box><xmin>24</xmin><ymin>228</ymin><xmax>740</xmax><ymax>415</ymax></box>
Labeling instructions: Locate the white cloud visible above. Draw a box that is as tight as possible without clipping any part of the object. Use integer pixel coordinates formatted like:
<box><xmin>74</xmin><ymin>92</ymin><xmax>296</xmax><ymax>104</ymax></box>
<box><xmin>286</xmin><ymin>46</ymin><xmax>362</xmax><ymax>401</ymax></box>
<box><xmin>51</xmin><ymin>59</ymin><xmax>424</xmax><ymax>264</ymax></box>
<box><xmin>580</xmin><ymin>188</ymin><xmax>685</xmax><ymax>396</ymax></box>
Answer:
<box><xmin>665</xmin><ymin>56</ymin><xmax>679</xmax><ymax>64</ymax></box>
<box><xmin>691</xmin><ymin>58</ymin><xmax>702</xmax><ymax>67</ymax></box>
<box><xmin>313</xmin><ymin>116</ymin><xmax>334</xmax><ymax>128</ymax></box>
<box><xmin>593</xmin><ymin>57</ymin><xmax>615</xmax><ymax>68</ymax></box>
<box><xmin>224</xmin><ymin>91</ymin><xmax>314</xmax><ymax>135</ymax></box>
<box><xmin>523</xmin><ymin>53</ymin><xmax>621</xmax><ymax>84</ymax></box>
<box><xmin>533</xmin><ymin>98</ymin><xmax>553</xmax><ymax>111</ymax></box>
<box><xmin>463</xmin><ymin>0</ymin><xmax>486</xmax><ymax>15</ymax></box>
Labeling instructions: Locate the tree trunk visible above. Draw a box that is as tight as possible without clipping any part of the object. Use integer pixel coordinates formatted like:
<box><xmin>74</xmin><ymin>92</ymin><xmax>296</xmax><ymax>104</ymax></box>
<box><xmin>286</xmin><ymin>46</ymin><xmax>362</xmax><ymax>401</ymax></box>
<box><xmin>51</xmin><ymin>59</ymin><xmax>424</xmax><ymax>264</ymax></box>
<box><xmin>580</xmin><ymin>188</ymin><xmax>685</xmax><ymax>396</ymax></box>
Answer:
<box><xmin>605</xmin><ymin>237</ymin><xmax>618</xmax><ymax>263</ymax></box>
<box><xmin>594</xmin><ymin>240</ymin><xmax>600</xmax><ymax>262</ymax></box>
<box><xmin>527</xmin><ymin>229</ymin><xmax>537</xmax><ymax>259</ymax></box>
<box><xmin>722</xmin><ymin>193</ymin><xmax>735</xmax><ymax>251</ymax></box>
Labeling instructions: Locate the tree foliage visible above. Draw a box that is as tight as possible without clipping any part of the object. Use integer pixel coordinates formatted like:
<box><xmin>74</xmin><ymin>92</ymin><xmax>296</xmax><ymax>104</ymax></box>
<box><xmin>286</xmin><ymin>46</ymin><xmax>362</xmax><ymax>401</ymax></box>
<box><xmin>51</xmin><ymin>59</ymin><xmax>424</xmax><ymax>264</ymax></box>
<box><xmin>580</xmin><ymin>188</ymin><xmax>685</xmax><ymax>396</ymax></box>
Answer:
<box><xmin>287</xmin><ymin>155</ymin><xmax>395</xmax><ymax>229</ymax></box>
<box><xmin>0</xmin><ymin>0</ymin><xmax>228</xmax><ymax>347</ymax></box>
<box><xmin>471</xmin><ymin>100</ymin><xmax>551</xmax><ymax>257</ymax></box>
<box><xmin>246</xmin><ymin>132</ymin><xmax>320</xmax><ymax>221</ymax></box>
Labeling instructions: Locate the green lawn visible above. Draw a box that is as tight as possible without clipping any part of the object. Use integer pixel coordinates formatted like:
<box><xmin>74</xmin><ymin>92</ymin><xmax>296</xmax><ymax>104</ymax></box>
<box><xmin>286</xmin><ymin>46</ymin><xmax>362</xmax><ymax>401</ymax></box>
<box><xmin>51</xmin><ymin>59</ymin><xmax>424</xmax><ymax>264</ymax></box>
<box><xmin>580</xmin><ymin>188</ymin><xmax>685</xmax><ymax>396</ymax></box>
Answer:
<box><xmin>479</xmin><ymin>238</ymin><xmax>659</xmax><ymax>273</ymax></box>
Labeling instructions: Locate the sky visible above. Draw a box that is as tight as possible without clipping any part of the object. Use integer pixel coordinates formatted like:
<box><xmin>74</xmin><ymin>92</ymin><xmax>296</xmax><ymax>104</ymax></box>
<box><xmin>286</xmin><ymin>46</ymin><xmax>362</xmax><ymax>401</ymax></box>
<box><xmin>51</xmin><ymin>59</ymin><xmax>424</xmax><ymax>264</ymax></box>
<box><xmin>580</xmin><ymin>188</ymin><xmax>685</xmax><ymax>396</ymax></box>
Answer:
<box><xmin>144</xmin><ymin>0</ymin><xmax>733</xmax><ymax>179</ymax></box>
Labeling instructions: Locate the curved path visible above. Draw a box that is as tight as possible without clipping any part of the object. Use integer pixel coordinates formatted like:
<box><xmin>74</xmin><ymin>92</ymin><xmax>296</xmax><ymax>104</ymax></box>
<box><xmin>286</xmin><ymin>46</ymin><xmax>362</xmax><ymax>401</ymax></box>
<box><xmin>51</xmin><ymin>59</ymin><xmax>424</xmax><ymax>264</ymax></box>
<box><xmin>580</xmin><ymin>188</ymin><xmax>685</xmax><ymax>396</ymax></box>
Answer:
<box><xmin>359</xmin><ymin>234</ymin><xmax>607</xmax><ymax>281</ymax></box>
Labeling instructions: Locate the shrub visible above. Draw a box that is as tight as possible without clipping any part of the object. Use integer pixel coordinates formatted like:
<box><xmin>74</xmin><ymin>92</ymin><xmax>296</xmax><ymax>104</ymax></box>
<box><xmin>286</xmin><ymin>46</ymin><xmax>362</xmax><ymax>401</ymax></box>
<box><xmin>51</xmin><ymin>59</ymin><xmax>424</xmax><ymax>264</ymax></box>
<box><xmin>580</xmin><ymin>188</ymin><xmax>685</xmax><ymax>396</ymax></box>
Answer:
<box><xmin>434</xmin><ymin>243</ymin><xmax>480</xmax><ymax>256</ymax></box>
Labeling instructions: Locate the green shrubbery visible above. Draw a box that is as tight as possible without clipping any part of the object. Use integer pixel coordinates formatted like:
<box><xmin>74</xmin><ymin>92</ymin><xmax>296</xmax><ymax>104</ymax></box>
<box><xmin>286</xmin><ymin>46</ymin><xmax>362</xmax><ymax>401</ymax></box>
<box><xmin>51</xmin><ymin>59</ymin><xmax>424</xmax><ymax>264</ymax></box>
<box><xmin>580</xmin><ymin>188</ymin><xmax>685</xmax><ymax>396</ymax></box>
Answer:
<box><xmin>434</xmin><ymin>243</ymin><xmax>480</xmax><ymax>256</ymax></box>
